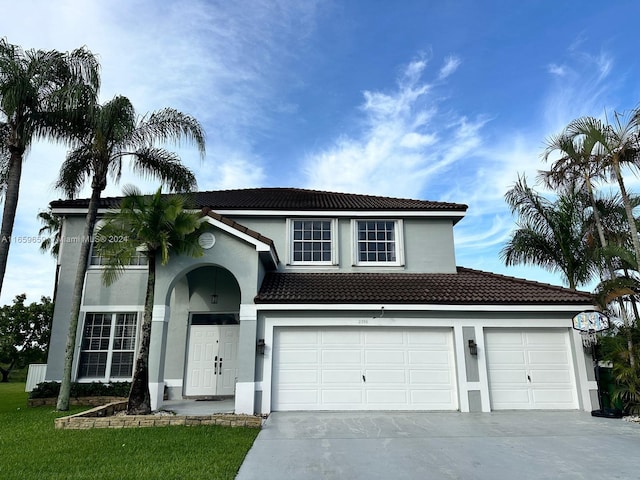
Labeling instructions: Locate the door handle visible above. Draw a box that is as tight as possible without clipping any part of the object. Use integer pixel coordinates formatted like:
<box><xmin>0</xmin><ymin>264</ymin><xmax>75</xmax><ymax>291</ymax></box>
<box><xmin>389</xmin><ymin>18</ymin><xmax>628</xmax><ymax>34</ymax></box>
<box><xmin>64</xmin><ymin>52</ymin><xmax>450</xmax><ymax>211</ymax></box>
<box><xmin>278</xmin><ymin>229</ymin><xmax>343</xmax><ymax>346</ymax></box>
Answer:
<box><xmin>527</xmin><ymin>374</ymin><xmax>531</xmax><ymax>382</ymax></box>
<box><xmin>218</xmin><ymin>358</ymin><xmax>223</xmax><ymax>375</ymax></box>
<box><xmin>214</xmin><ymin>355</ymin><xmax>218</xmax><ymax>374</ymax></box>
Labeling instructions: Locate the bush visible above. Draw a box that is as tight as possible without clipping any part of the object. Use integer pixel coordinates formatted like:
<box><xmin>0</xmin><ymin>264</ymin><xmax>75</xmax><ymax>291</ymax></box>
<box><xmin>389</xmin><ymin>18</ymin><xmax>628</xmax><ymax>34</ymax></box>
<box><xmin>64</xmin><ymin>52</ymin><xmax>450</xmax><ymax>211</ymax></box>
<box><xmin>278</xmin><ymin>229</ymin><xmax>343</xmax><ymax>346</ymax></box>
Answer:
<box><xmin>29</xmin><ymin>381</ymin><xmax>131</xmax><ymax>399</ymax></box>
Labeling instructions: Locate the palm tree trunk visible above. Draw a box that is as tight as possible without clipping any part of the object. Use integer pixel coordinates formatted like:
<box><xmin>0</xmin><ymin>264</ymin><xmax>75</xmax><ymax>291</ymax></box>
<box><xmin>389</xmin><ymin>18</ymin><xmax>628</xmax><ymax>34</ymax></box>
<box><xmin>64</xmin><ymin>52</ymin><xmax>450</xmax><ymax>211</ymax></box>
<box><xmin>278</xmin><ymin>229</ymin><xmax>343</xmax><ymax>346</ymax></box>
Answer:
<box><xmin>127</xmin><ymin>249</ymin><xmax>155</xmax><ymax>415</ymax></box>
<box><xmin>0</xmin><ymin>149</ymin><xmax>24</xmax><ymax>296</ymax></box>
<box><xmin>611</xmin><ymin>160</ymin><xmax>638</xmax><ymax>367</ymax></box>
<box><xmin>613</xmin><ymin>160</ymin><xmax>640</xmax><ymax>270</ymax></box>
<box><xmin>56</xmin><ymin>186</ymin><xmax>102</xmax><ymax>411</ymax></box>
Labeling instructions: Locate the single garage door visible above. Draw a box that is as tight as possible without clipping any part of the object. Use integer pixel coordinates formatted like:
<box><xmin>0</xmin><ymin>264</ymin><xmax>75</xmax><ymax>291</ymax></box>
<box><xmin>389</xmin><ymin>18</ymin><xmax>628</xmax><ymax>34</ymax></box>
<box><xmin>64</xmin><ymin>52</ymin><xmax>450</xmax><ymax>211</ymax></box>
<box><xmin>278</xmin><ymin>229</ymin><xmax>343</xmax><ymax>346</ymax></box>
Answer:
<box><xmin>485</xmin><ymin>328</ymin><xmax>578</xmax><ymax>410</ymax></box>
<box><xmin>272</xmin><ymin>327</ymin><xmax>458</xmax><ymax>411</ymax></box>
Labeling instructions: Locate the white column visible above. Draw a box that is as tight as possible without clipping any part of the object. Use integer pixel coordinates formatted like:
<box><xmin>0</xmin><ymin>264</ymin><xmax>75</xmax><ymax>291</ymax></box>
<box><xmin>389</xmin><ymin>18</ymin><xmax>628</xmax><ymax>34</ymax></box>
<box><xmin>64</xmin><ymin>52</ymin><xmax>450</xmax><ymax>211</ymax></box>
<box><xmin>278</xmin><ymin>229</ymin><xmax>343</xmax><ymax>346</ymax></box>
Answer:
<box><xmin>149</xmin><ymin>304</ymin><xmax>170</xmax><ymax>411</ymax></box>
<box><xmin>475</xmin><ymin>325</ymin><xmax>491</xmax><ymax>412</ymax></box>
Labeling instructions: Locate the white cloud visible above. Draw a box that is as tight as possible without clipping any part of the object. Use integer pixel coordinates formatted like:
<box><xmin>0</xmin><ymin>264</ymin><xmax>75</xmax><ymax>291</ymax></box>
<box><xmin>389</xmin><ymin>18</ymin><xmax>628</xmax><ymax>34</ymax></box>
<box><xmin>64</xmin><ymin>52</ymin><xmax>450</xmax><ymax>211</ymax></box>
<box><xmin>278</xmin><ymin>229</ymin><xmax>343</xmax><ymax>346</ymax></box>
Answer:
<box><xmin>547</xmin><ymin>63</ymin><xmax>567</xmax><ymax>76</ymax></box>
<box><xmin>438</xmin><ymin>56</ymin><xmax>461</xmax><ymax>80</ymax></box>
<box><xmin>303</xmin><ymin>57</ymin><xmax>485</xmax><ymax>198</ymax></box>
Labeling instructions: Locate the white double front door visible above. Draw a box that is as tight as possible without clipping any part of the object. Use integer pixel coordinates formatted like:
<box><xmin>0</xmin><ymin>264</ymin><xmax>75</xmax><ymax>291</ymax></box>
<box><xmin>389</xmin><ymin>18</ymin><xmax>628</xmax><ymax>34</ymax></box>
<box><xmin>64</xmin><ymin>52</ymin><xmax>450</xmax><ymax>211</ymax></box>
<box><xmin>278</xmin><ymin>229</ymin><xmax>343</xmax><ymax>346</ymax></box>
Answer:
<box><xmin>185</xmin><ymin>324</ymin><xmax>239</xmax><ymax>396</ymax></box>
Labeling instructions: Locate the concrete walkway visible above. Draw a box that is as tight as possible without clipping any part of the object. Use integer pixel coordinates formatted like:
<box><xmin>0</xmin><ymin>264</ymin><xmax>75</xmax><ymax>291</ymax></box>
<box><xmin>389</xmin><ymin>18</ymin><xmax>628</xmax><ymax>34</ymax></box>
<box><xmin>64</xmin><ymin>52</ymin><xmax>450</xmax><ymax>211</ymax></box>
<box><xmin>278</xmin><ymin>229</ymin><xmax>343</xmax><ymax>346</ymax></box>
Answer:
<box><xmin>236</xmin><ymin>411</ymin><xmax>640</xmax><ymax>480</ymax></box>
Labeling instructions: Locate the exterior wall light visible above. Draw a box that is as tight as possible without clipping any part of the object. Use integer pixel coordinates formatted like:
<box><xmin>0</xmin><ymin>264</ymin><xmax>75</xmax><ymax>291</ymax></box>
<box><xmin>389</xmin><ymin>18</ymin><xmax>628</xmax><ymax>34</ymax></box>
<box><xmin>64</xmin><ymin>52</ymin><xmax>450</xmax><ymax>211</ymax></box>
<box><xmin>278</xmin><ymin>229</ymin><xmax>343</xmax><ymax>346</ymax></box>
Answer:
<box><xmin>468</xmin><ymin>339</ymin><xmax>478</xmax><ymax>356</ymax></box>
<box><xmin>256</xmin><ymin>339</ymin><xmax>266</xmax><ymax>355</ymax></box>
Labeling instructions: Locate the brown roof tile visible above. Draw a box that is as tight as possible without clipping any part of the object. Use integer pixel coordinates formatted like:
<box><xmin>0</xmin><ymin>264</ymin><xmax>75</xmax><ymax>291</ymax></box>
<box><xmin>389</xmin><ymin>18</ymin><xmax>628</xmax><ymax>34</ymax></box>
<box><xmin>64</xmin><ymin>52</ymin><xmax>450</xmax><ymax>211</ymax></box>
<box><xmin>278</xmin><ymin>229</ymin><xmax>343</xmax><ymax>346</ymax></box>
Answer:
<box><xmin>254</xmin><ymin>267</ymin><xmax>594</xmax><ymax>305</ymax></box>
<box><xmin>50</xmin><ymin>187</ymin><xmax>468</xmax><ymax>213</ymax></box>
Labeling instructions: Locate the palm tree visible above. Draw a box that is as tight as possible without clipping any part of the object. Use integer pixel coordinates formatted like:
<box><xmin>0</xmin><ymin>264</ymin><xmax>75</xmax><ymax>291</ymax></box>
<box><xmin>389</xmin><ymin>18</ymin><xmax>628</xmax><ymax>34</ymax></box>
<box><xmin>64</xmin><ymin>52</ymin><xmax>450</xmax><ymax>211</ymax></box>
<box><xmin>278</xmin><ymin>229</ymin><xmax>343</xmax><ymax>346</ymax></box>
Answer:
<box><xmin>500</xmin><ymin>175</ymin><xmax>596</xmax><ymax>289</ymax></box>
<box><xmin>94</xmin><ymin>186</ymin><xmax>203</xmax><ymax>414</ymax></box>
<box><xmin>38</xmin><ymin>209</ymin><xmax>63</xmax><ymax>301</ymax></box>
<box><xmin>55</xmin><ymin>95</ymin><xmax>205</xmax><ymax>411</ymax></box>
<box><xmin>0</xmin><ymin>39</ymin><xmax>99</xmax><ymax>296</ymax></box>
<box><xmin>564</xmin><ymin>114</ymin><xmax>640</xmax><ymax>269</ymax></box>
<box><xmin>37</xmin><ymin>209</ymin><xmax>62</xmax><ymax>258</ymax></box>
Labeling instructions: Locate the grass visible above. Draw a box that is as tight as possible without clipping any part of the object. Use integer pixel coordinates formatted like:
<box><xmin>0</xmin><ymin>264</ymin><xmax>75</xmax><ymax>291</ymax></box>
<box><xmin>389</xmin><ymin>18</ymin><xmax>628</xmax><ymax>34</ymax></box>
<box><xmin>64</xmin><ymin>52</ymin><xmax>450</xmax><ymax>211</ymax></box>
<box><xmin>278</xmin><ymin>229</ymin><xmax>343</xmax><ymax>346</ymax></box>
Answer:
<box><xmin>0</xmin><ymin>382</ymin><xmax>259</xmax><ymax>480</ymax></box>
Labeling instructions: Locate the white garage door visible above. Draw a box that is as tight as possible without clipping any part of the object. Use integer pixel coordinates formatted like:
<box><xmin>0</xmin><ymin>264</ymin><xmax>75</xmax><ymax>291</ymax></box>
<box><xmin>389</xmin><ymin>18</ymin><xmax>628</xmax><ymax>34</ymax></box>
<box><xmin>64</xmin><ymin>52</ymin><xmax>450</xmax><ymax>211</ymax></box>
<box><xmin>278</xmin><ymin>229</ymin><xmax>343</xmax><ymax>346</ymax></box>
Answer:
<box><xmin>272</xmin><ymin>327</ymin><xmax>458</xmax><ymax>411</ymax></box>
<box><xmin>485</xmin><ymin>329</ymin><xmax>578</xmax><ymax>410</ymax></box>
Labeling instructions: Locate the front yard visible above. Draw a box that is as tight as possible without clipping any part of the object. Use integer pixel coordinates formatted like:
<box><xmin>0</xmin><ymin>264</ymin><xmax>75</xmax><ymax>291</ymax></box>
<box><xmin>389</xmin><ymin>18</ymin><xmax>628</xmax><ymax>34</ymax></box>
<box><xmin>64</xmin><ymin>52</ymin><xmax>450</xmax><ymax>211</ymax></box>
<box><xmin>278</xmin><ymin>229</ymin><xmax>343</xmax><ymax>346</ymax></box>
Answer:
<box><xmin>0</xmin><ymin>382</ymin><xmax>259</xmax><ymax>480</ymax></box>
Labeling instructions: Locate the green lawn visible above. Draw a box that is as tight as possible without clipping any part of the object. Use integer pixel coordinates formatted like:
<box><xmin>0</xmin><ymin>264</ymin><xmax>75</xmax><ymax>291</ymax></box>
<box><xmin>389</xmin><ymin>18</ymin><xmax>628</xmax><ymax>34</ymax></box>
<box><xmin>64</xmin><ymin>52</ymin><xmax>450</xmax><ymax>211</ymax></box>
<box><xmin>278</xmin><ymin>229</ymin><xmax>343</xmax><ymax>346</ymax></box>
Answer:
<box><xmin>0</xmin><ymin>382</ymin><xmax>259</xmax><ymax>480</ymax></box>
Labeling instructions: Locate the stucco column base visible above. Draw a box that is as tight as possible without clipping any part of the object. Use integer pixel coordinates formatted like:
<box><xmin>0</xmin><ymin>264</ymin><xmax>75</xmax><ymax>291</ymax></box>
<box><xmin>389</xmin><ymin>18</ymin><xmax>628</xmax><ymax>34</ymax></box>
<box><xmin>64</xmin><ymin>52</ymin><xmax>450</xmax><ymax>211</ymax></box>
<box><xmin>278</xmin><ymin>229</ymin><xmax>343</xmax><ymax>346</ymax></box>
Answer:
<box><xmin>149</xmin><ymin>382</ymin><xmax>164</xmax><ymax>411</ymax></box>
<box><xmin>235</xmin><ymin>382</ymin><xmax>255</xmax><ymax>414</ymax></box>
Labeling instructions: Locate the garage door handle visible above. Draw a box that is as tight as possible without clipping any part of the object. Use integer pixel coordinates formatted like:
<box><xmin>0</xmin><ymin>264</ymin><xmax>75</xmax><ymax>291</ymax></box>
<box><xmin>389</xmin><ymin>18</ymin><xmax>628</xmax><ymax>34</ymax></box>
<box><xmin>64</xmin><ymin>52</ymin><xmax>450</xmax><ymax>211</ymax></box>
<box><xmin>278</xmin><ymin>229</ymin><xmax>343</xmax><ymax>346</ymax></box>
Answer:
<box><xmin>362</xmin><ymin>375</ymin><xmax>366</xmax><ymax>383</ymax></box>
<box><xmin>527</xmin><ymin>374</ymin><xmax>531</xmax><ymax>382</ymax></box>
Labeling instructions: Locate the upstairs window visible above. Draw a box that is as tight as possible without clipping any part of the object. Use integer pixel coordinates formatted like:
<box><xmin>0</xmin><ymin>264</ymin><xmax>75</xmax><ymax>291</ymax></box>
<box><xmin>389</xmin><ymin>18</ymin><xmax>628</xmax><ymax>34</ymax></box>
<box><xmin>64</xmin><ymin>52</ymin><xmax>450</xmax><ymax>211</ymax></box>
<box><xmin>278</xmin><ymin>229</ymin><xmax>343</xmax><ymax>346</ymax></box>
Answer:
<box><xmin>289</xmin><ymin>219</ymin><xmax>337</xmax><ymax>265</ymax></box>
<box><xmin>354</xmin><ymin>220</ymin><xmax>403</xmax><ymax>266</ymax></box>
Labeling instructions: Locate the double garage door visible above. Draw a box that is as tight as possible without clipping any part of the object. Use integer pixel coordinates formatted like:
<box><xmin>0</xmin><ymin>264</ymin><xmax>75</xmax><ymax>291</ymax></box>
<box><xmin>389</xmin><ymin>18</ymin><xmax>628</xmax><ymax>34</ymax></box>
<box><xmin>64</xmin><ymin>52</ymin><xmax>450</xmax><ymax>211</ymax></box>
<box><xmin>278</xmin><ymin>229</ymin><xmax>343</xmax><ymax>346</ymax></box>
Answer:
<box><xmin>272</xmin><ymin>327</ymin><xmax>458</xmax><ymax>411</ymax></box>
<box><xmin>271</xmin><ymin>326</ymin><xmax>579</xmax><ymax>411</ymax></box>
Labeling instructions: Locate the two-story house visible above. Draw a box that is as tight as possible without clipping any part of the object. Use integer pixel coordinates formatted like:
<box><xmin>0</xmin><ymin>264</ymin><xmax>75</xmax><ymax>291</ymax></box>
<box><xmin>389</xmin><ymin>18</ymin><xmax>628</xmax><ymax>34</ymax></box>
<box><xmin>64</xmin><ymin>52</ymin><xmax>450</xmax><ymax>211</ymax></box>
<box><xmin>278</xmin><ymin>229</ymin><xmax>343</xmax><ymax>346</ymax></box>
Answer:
<box><xmin>45</xmin><ymin>188</ymin><xmax>597</xmax><ymax>415</ymax></box>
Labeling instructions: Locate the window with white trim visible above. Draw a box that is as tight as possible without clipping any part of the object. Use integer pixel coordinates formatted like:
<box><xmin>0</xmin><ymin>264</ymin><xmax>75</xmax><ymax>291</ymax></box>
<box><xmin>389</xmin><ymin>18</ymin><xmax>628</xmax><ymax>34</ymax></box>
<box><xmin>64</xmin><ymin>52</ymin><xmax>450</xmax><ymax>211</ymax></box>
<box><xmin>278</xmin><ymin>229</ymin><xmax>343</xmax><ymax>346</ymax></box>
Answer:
<box><xmin>354</xmin><ymin>220</ymin><xmax>403</xmax><ymax>265</ymax></box>
<box><xmin>88</xmin><ymin>221</ymin><xmax>148</xmax><ymax>267</ymax></box>
<box><xmin>289</xmin><ymin>219</ymin><xmax>337</xmax><ymax>265</ymax></box>
<box><xmin>78</xmin><ymin>312</ymin><xmax>138</xmax><ymax>379</ymax></box>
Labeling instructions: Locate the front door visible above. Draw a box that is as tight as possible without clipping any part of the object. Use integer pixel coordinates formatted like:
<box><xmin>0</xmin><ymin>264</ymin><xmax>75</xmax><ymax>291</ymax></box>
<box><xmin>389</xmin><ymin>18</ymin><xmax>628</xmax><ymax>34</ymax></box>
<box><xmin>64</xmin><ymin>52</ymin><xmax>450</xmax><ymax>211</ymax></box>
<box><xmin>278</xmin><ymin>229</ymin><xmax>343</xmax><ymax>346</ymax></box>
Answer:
<box><xmin>185</xmin><ymin>323</ymin><xmax>239</xmax><ymax>396</ymax></box>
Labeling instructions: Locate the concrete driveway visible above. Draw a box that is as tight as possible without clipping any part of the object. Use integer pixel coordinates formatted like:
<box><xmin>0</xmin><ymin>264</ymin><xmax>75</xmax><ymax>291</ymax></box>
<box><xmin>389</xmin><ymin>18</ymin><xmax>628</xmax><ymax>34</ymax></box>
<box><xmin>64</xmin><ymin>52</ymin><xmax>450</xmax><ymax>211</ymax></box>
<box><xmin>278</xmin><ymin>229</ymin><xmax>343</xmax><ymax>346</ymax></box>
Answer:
<box><xmin>236</xmin><ymin>411</ymin><xmax>640</xmax><ymax>480</ymax></box>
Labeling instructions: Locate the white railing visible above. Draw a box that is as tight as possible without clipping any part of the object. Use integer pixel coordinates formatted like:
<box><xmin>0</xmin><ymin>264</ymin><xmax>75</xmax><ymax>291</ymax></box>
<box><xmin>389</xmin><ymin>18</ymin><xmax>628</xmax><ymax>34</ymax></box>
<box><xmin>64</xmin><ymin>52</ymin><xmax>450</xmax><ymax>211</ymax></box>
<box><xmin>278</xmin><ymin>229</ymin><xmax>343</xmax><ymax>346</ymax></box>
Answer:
<box><xmin>25</xmin><ymin>364</ymin><xmax>47</xmax><ymax>392</ymax></box>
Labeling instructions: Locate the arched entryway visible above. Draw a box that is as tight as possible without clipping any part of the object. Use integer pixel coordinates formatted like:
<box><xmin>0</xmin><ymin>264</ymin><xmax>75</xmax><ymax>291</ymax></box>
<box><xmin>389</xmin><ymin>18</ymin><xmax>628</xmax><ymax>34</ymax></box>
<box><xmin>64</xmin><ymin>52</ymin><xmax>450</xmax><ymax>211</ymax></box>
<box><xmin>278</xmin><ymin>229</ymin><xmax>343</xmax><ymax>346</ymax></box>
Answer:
<box><xmin>163</xmin><ymin>265</ymin><xmax>242</xmax><ymax>399</ymax></box>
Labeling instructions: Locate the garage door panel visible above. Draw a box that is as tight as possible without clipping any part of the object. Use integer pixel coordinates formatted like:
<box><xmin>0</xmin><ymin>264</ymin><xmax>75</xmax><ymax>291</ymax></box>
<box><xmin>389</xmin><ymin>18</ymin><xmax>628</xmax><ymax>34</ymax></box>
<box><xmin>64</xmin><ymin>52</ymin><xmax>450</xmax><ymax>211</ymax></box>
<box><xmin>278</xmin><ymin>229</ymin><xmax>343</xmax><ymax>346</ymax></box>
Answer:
<box><xmin>322</xmin><ymin>330</ymin><xmax>361</xmax><ymax>344</ymax></box>
<box><xmin>322</xmin><ymin>369</ymin><xmax>362</xmax><ymax>383</ymax></box>
<box><xmin>486</xmin><ymin>329</ymin><xmax>578</xmax><ymax>410</ymax></box>
<box><xmin>273</xmin><ymin>327</ymin><xmax>457</xmax><ymax>411</ymax></box>
<box><xmin>408</xmin><ymin>330</ymin><xmax>450</xmax><ymax>345</ymax></box>
<box><xmin>408</xmin><ymin>350</ymin><xmax>450</xmax><ymax>365</ymax></box>
<box><xmin>488</xmin><ymin>369</ymin><xmax>527</xmax><ymax>384</ymax></box>
<box><xmin>277</xmin><ymin>389</ymin><xmax>318</xmax><ymax>405</ymax></box>
<box><xmin>526</xmin><ymin>332</ymin><xmax>566</xmax><ymax>345</ymax></box>
<box><xmin>365</xmin><ymin>330</ymin><xmax>405</xmax><ymax>344</ymax></box>
<box><xmin>322</xmin><ymin>389</ymin><xmax>363</xmax><ymax>404</ymax></box>
<box><xmin>279</xmin><ymin>349</ymin><xmax>318</xmax><ymax>363</ymax></box>
<box><xmin>410</xmin><ymin>389</ymin><xmax>457</xmax><ymax>407</ymax></box>
<box><xmin>365</xmin><ymin>350</ymin><xmax>405</xmax><ymax>364</ymax></box>
<box><xmin>409</xmin><ymin>369</ymin><xmax>453</xmax><ymax>384</ymax></box>
<box><xmin>528</xmin><ymin>350</ymin><xmax>569</xmax><ymax>364</ymax></box>
<box><xmin>365</xmin><ymin>369</ymin><xmax>407</xmax><ymax>383</ymax></box>
<box><xmin>278</xmin><ymin>369</ymin><xmax>318</xmax><ymax>384</ymax></box>
<box><xmin>529</xmin><ymin>369</ymin><xmax>571</xmax><ymax>383</ymax></box>
<box><xmin>487</xmin><ymin>350</ymin><xmax>526</xmax><ymax>365</ymax></box>
<box><xmin>321</xmin><ymin>349</ymin><xmax>361</xmax><ymax>364</ymax></box>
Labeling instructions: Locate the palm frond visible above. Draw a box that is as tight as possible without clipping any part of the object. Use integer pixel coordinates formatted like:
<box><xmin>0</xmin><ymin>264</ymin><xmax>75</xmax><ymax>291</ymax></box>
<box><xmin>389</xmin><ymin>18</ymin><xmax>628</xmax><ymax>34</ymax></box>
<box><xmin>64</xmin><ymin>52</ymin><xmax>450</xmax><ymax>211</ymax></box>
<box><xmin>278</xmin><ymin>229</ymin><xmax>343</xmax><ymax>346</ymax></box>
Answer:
<box><xmin>129</xmin><ymin>147</ymin><xmax>197</xmax><ymax>192</ymax></box>
<box><xmin>131</xmin><ymin>108</ymin><xmax>206</xmax><ymax>158</ymax></box>
<box><xmin>55</xmin><ymin>147</ymin><xmax>94</xmax><ymax>198</ymax></box>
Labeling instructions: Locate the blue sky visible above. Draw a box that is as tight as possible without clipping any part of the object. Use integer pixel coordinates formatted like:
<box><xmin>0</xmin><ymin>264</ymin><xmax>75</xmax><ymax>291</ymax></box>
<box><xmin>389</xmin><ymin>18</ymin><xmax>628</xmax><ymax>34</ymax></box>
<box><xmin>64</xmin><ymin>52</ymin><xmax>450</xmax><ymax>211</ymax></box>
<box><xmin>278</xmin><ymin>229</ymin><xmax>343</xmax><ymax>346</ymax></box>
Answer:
<box><xmin>1</xmin><ymin>0</ymin><xmax>640</xmax><ymax>303</ymax></box>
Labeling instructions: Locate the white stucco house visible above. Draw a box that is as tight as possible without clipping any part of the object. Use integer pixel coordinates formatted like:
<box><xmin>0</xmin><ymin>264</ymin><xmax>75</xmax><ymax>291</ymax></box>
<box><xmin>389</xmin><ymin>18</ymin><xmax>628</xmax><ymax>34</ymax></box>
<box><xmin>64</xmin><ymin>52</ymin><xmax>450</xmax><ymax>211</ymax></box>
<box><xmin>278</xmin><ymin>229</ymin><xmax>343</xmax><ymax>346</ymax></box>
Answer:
<box><xmin>45</xmin><ymin>187</ymin><xmax>598</xmax><ymax>414</ymax></box>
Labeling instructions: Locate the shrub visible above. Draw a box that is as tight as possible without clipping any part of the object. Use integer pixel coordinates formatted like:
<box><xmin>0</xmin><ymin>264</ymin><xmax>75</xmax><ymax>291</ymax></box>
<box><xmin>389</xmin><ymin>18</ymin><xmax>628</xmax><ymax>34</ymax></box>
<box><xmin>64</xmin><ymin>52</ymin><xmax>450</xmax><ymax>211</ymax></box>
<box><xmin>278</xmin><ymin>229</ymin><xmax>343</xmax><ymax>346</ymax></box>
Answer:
<box><xmin>29</xmin><ymin>381</ymin><xmax>131</xmax><ymax>399</ymax></box>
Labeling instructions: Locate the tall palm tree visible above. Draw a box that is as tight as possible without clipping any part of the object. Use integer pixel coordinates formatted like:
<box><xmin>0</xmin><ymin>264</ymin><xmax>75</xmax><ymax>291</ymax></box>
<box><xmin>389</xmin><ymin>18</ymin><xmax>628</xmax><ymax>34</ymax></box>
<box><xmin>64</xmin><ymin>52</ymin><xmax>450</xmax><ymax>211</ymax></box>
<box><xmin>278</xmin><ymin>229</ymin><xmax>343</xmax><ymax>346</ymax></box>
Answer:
<box><xmin>0</xmin><ymin>39</ymin><xmax>99</xmax><ymax>296</ymax></box>
<box><xmin>94</xmin><ymin>186</ymin><xmax>204</xmax><ymax>414</ymax></box>
<box><xmin>564</xmin><ymin>114</ymin><xmax>640</xmax><ymax>269</ymax></box>
<box><xmin>500</xmin><ymin>175</ymin><xmax>596</xmax><ymax>289</ymax></box>
<box><xmin>55</xmin><ymin>95</ymin><xmax>205</xmax><ymax>411</ymax></box>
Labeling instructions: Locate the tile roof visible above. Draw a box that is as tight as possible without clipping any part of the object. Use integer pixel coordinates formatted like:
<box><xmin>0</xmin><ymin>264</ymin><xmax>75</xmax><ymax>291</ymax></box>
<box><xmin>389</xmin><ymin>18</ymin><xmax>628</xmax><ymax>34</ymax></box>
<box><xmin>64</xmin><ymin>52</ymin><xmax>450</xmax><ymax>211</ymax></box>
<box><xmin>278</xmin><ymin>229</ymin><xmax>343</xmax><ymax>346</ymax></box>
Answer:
<box><xmin>254</xmin><ymin>267</ymin><xmax>594</xmax><ymax>305</ymax></box>
<box><xmin>50</xmin><ymin>187</ymin><xmax>468</xmax><ymax>213</ymax></box>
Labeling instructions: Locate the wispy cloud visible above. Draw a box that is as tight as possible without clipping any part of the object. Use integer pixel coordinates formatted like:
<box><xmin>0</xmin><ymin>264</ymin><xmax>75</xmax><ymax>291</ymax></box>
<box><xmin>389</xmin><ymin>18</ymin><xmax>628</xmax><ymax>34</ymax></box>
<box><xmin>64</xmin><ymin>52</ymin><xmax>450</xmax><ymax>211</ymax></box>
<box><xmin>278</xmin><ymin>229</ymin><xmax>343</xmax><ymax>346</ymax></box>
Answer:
<box><xmin>438</xmin><ymin>56</ymin><xmax>461</xmax><ymax>80</ymax></box>
<box><xmin>303</xmin><ymin>57</ymin><xmax>485</xmax><ymax>198</ymax></box>
<box><xmin>543</xmin><ymin>41</ymin><xmax>618</xmax><ymax>133</ymax></box>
